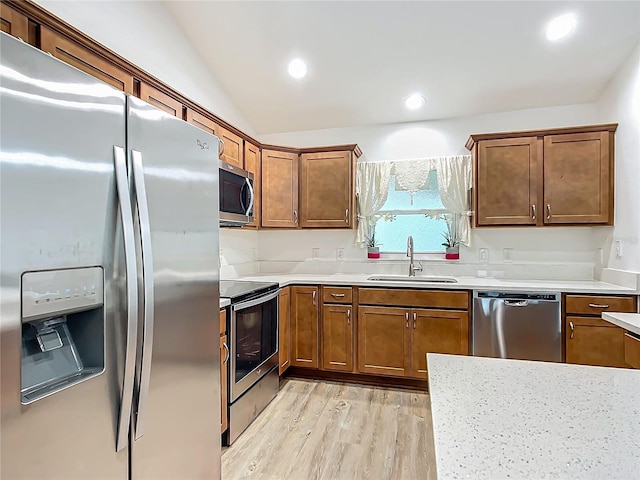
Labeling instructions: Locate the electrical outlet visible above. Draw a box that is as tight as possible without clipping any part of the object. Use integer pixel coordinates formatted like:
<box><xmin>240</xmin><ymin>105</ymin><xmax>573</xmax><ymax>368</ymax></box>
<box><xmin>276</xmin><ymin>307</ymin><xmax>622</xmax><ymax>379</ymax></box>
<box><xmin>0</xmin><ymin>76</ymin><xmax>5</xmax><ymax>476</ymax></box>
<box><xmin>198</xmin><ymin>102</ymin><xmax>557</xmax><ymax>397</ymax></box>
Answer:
<box><xmin>312</xmin><ymin>248</ymin><xmax>320</xmax><ymax>261</ymax></box>
<box><xmin>336</xmin><ymin>248</ymin><xmax>345</xmax><ymax>261</ymax></box>
<box><xmin>615</xmin><ymin>240</ymin><xmax>623</xmax><ymax>259</ymax></box>
<box><xmin>503</xmin><ymin>248</ymin><xmax>513</xmax><ymax>263</ymax></box>
<box><xmin>479</xmin><ymin>248</ymin><xmax>489</xmax><ymax>264</ymax></box>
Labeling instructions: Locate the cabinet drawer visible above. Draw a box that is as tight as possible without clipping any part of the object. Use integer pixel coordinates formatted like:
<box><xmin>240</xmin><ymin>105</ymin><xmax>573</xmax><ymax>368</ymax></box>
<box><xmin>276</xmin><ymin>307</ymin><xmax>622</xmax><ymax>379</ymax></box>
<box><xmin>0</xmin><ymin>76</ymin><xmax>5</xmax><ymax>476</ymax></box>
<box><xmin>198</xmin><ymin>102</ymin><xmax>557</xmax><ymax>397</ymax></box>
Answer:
<box><xmin>565</xmin><ymin>295</ymin><xmax>637</xmax><ymax>315</ymax></box>
<box><xmin>220</xmin><ymin>308</ymin><xmax>227</xmax><ymax>336</ymax></box>
<box><xmin>323</xmin><ymin>287</ymin><xmax>353</xmax><ymax>304</ymax></box>
<box><xmin>358</xmin><ymin>288</ymin><xmax>468</xmax><ymax>310</ymax></box>
<box><xmin>624</xmin><ymin>333</ymin><xmax>640</xmax><ymax>369</ymax></box>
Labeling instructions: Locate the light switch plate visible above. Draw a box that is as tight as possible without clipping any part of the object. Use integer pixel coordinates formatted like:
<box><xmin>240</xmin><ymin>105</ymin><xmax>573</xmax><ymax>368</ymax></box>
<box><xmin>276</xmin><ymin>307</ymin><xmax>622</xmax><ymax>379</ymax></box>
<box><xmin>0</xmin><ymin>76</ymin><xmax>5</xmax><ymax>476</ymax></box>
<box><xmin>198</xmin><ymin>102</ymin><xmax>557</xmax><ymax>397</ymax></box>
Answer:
<box><xmin>479</xmin><ymin>248</ymin><xmax>489</xmax><ymax>264</ymax></box>
<box><xmin>336</xmin><ymin>248</ymin><xmax>345</xmax><ymax>261</ymax></box>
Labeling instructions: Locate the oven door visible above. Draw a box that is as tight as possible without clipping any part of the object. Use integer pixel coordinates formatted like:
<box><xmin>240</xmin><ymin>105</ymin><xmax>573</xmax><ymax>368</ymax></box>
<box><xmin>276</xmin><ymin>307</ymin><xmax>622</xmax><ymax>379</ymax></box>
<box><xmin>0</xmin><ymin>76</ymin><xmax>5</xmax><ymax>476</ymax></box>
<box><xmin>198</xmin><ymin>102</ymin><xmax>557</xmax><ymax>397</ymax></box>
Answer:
<box><xmin>230</xmin><ymin>289</ymin><xmax>280</xmax><ymax>402</ymax></box>
<box><xmin>219</xmin><ymin>161</ymin><xmax>254</xmax><ymax>226</ymax></box>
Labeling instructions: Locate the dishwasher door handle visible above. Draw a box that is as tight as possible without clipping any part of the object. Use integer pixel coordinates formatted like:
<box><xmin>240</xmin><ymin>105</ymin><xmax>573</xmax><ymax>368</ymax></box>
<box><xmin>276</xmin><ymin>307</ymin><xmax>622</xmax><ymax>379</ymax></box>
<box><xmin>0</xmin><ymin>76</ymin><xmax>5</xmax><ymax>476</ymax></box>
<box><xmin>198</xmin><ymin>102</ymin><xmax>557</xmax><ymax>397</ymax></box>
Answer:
<box><xmin>504</xmin><ymin>300</ymin><xmax>529</xmax><ymax>307</ymax></box>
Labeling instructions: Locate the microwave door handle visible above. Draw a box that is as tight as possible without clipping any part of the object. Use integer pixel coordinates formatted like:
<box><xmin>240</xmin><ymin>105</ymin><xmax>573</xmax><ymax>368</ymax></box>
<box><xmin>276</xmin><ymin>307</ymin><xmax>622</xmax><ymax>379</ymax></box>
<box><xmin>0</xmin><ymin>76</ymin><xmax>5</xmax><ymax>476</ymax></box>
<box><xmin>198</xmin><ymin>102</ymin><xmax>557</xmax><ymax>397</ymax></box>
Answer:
<box><xmin>232</xmin><ymin>289</ymin><xmax>282</xmax><ymax>311</ymax></box>
<box><xmin>131</xmin><ymin>150</ymin><xmax>155</xmax><ymax>441</ymax></box>
<box><xmin>245</xmin><ymin>178</ymin><xmax>254</xmax><ymax>216</ymax></box>
<box><xmin>113</xmin><ymin>146</ymin><xmax>139</xmax><ymax>453</ymax></box>
<box><xmin>238</xmin><ymin>180</ymin><xmax>246</xmax><ymax>213</ymax></box>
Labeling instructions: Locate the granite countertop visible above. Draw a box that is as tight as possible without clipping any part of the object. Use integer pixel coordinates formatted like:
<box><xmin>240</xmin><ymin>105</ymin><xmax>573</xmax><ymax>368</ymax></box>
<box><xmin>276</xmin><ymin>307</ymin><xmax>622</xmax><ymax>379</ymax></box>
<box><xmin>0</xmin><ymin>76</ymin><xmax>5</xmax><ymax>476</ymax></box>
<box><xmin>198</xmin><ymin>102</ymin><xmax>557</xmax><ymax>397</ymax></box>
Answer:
<box><xmin>602</xmin><ymin>312</ymin><xmax>640</xmax><ymax>336</ymax></box>
<box><xmin>427</xmin><ymin>353</ymin><xmax>640</xmax><ymax>480</ymax></box>
<box><xmin>219</xmin><ymin>298</ymin><xmax>230</xmax><ymax>309</ymax></box>
<box><xmin>232</xmin><ymin>273</ymin><xmax>638</xmax><ymax>294</ymax></box>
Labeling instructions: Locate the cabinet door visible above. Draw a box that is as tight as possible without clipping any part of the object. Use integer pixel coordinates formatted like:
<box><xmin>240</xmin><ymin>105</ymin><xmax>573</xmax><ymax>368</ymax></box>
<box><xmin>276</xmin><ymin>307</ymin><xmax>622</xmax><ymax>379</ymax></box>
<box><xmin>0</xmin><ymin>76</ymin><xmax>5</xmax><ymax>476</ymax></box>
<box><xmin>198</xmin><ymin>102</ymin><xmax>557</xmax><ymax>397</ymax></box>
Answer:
<box><xmin>139</xmin><ymin>82</ymin><xmax>183</xmax><ymax>118</ymax></box>
<box><xmin>219</xmin><ymin>126</ymin><xmax>243</xmax><ymax>168</ymax></box>
<box><xmin>322</xmin><ymin>304</ymin><xmax>354</xmax><ymax>372</ymax></box>
<box><xmin>244</xmin><ymin>142</ymin><xmax>261</xmax><ymax>229</ymax></box>
<box><xmin>543</xmin><ymin>131</ymin><xmax>611</xmax><ymax>224</ymax></box>
<box><xmin>261</xmin><ymin>149</ymin><xmax>299</xmax><ymax>228</ymax></box>
<box><xmin>278</xmin><ymin>287</ymin><xmax>291</xmax><ymax>375</ymax></box>
<box><xmin>186</xmin><ymin>108</ymin><xmax>219</xmax><ymax>136</ymax></box>
<box><xmin>1</xmin><ymin>3</ymin><xmax>29</xmax><ymax>43</ymax></box>
<box><xmin>476</xmin><ymin>137</ymin><xmax>538</xmax><ymax>226</ymax></box>
<box><xmin>40</xmin><ymin>26</ymin><xmax>134</xmax><ymax>94</ymax></box>
<box><xmin>300</xmin><ymin>151</ymin><xmax>352</xmax><ymax>228</ymax></box>
<box><xmin>220</xmin><ymin>334</ymin><xmax>228</xmax><ymax>433</ymax></box>
<box><xmin>357</xmin><ymin>306</ymin><xmax>410</xmax><ymax>377</ymax></box>
<box><xmin>566</xmin><ymin>316</ymin><xmax>626</xmax><ymax>367</ymax></box>
<box><xmin>410</xmin><ymin>309</ymin><xmax>469</xmax><ymax>379</ymax></box>
<box><xmin>291</xmin><ymin>286</ymin><xmax>319</xmax><ymax>368</ymax></box>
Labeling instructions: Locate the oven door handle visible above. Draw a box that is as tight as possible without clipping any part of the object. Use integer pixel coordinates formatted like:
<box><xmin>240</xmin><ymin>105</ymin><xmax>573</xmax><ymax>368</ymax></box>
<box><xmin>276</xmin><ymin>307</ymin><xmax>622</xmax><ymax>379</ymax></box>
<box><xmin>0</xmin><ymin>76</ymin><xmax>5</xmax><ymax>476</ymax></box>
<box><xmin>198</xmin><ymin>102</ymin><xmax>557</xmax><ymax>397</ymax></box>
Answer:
<box><xmin>231</xmin><ymin>288</ymin><xmax>282</xmax><ymax>311</ymax></box>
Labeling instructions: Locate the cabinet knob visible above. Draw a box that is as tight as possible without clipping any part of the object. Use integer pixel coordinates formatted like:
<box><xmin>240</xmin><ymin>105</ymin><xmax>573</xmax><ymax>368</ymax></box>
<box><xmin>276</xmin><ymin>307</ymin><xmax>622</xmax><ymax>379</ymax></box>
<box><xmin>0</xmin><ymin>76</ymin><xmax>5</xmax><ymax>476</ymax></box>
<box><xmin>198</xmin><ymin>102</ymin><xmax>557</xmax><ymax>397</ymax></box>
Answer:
<box><xmin>405</xmin><ymin>312</ymin><xmax>409</xmax><ymax>328</ymax></box>
<box><xmin>531</xmin><ymin>204</ymin><xmax>536</xmax><ymax>220</ymax></box>
<box><xmin>546</xmin><ymin>204</ymin><xmax>552</xmax><ymax>220</ymax></box>
<box><xmin>413</xmin><ymin>312</ymin><xmax>417</xmax><ymax>329</ymax></box>
<box><xmin>345</xmin><ymin>209</ymin><xmax>349</xmax><ymax>223</ymax></box>
<box><xmin>294</xmin><ymin>210</ymin><xmax>298</xmax><ymax>224</ymax></box>
<box><xmin>312</xmin><ymin>290</ymin><xmax>316</xmax><ymax>306</ymax></box>
<box><xmin>347</xmin><ymin>309</ymin><xmax>351</xmax><ymax>325</ymax></box>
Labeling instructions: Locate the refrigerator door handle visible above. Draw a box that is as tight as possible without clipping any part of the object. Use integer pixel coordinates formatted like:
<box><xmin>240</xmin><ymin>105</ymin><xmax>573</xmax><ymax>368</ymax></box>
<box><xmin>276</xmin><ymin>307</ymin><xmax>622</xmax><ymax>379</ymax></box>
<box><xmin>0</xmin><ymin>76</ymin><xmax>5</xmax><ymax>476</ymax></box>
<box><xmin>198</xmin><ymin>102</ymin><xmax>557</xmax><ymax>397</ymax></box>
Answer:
<box><xmin>113</xmin><ymin>146</ymin><xmax>139</xmax><ymax>452</ymax></box>
<box><xmin>131</xmin><ymin>150</ymin><xmax>155</xmax><ymax>441</ymax></box>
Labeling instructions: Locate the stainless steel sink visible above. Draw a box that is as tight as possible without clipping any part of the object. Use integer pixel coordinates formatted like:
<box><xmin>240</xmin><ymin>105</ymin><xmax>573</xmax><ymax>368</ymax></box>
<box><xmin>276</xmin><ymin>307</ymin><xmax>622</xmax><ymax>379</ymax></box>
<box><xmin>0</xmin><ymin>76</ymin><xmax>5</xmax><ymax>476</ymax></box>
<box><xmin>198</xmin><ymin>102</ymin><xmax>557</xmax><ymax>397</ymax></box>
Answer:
<box><xmin>367</xmin><ymin>275</ymin><xmax>458</xmax><ymax>283</ymax></box>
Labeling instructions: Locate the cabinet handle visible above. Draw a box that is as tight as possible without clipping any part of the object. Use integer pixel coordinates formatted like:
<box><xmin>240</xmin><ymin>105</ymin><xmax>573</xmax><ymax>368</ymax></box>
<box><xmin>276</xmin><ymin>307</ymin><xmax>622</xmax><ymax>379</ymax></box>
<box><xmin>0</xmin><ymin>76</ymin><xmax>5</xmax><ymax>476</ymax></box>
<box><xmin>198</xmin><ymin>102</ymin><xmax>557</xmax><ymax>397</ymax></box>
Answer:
<box><xmin>331</xmin><ymin>293</ymin><xmax>346</xmax><ymax>298</ymax></box>
<box><xmin>312</xmin><ymin>290</ymin><xmax>316</xmax><ymax>306</ymax></box>
<box><xmin>413</xmin><ymin>312</ymin><xmax>417</xmax><ymax>329</ymax></box>
<box><xmin>345</xmin><ymin>209</ymin><xmax>349</xmax><ymax>223</ymax></box>
<box><xmin>531</xmin><ymin>204</ymin><xmax>536</xmax><ymax>220</ymax></box>
<box><xmin>218</xmin><ymin>138</ymin><xmax>225</xmax><ymax>156</ymax></box>
<box><xmin>588</xmin><ymin>303</ymin><xmax>610</xmax><ymax>309</ymax></box>
<box><xmin>222</xmin><ymin>342</ymin><xmax>230</xmax><ymax>363</ymax></box>
<box><xmin>405</xmin><ymin>312</ymin><xmax>409</xmax><ymax>328</ymax></box>
<box><xmin>569</xmin><ymin>321</ymin><xmax>574</xmax><ymax>340</ymax></box>
<box><xmin>347</xmin><ymin>309</ymin><xmax>351</xmax><ymax>325</ymax></box>
<box><xmin>546</xmin><ymin>204</ymin><xmax>551</xmax><ymax>220</ymax></box>
<box><xmin>294</xmin><ymin>210</ymin><xmax>298</xmax><ymax>224</ymax></box>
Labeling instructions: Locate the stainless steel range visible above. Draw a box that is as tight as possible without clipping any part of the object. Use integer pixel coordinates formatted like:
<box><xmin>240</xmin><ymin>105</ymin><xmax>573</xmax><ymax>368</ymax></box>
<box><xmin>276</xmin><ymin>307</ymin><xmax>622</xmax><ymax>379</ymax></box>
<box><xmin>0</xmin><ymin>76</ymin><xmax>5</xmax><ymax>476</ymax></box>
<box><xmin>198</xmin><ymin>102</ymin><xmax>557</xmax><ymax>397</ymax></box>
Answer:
<box><xmin>220</xmin><ymin>280</ymin><xmax>280</xmax><ymax>444</ymax></box>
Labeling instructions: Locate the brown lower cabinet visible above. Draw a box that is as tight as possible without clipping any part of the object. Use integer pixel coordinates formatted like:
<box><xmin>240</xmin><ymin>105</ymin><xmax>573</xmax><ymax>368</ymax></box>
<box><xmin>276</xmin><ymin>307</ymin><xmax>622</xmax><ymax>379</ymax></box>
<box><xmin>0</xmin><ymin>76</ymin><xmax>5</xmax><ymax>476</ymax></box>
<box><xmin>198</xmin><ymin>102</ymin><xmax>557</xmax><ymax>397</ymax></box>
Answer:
<box><xmin>322</xmin><ymin>304</ymin><xmax>354</xmax><ymax>372</ymax></box>
<box><xmin>291</xmin><ymin>286</ymin><xmax>320</xmax><ymax>368</ymax></box>
<box><xmin>566</xmin><ymin>316</ymin><xmax>627</xmax><ymax>368</ymax></box>
<box><xmin>357</xmin><ymin>306</ymin><xmax>469</xmax><ymax>380</ymax></box>
<box><xmin>278</xmin><ymin>287</ymin><xmax>291</xmax><ymax>374</ymax></box>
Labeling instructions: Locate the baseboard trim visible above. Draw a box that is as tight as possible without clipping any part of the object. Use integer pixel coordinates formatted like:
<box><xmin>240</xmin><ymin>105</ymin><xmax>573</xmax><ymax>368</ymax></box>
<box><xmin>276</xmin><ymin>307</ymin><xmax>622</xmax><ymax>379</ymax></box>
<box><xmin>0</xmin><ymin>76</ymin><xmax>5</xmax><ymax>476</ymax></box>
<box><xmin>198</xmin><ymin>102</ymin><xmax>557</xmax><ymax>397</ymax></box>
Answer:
<box><xmin>282</xmin><ymin>367</ymin><xmax>428</xmax><ymax>392</ymax></box>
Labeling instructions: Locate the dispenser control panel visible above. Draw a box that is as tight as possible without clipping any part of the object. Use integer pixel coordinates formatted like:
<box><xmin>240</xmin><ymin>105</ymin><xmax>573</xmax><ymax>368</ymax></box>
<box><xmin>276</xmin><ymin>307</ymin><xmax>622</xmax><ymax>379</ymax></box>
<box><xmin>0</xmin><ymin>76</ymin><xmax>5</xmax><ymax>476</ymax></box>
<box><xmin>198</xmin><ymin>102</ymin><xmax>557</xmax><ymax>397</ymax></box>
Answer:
<box><xmin>22</xmin><ymin>267</ymin><xmax>104</xmax><ymax>321</ymax></box>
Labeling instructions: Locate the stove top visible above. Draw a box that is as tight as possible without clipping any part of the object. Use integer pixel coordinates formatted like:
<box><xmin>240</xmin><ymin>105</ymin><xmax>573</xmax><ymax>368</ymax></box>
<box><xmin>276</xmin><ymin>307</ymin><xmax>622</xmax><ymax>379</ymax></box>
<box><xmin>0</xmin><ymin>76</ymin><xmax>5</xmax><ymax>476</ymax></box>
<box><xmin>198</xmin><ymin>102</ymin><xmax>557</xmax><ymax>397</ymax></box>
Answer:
<box><xmin>219</xmin><ymin>280</ymin><xmax>279</xmax><ymax>302</ymax></box>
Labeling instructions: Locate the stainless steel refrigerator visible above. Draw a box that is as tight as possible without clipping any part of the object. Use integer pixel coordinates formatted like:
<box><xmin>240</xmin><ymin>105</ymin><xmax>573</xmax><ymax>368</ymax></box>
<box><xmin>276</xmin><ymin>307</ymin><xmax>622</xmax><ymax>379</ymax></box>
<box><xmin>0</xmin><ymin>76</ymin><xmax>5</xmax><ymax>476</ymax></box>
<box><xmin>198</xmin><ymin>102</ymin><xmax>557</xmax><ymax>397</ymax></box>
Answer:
<box><xmin>0</xmin><ymin>33</ymin><xmax>221</xmax><ymax>479</ymax></box>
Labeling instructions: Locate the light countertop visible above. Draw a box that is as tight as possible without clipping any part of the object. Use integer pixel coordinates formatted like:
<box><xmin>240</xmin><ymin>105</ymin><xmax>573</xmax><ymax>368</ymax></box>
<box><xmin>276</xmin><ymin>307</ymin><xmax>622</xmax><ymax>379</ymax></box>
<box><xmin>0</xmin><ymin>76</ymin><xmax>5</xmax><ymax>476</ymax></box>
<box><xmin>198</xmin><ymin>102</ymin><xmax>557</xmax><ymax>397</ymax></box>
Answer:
<box><xmin>602</xmin><ymin>312</ymin><xmax>640</xmax><ymax>336</ymax></box>
<box><xmin>219</xmin><ymin>298</ymin><xmax>230</xmax><ymax>309</ymax></box>
<box><xmin>426</xmin><ymin>353</ymin><xmax>640</xmax><ymax>480</ymax></box>
<box><xmin>232</xmin><ymin>273</ymin><xmax>638</xmax><ymax>294</ymax></box>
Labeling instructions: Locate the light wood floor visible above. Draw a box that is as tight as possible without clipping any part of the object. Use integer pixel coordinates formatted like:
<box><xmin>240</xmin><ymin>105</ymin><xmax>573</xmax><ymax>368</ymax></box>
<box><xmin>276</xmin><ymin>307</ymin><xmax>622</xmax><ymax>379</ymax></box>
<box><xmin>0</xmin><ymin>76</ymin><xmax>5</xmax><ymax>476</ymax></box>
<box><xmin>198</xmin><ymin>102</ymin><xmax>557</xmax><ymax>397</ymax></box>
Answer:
<box><xmin>222</xmin><ymin>378</ymin><xmax>437</xmax><ymax>480</ymax></box>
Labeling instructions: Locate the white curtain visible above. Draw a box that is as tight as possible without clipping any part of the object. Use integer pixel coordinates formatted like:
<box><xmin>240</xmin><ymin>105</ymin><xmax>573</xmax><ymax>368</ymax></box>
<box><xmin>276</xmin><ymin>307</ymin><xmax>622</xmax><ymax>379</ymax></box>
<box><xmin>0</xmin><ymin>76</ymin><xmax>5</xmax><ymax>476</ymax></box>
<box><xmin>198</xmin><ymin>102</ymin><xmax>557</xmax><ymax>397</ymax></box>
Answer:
<box><xmin>434</xmin><ymin>155</ymin><xmax>472</xmax><ymax>246</ymax></box>
<box><xmin>355</xmin><ymin>162</ymin><xmax>392</xmax><ymax>247</ymax></box>
<box><xmin>393</xmin><ymin>158</ymin><xmax>437</xmax><ymax>204</ymax></box>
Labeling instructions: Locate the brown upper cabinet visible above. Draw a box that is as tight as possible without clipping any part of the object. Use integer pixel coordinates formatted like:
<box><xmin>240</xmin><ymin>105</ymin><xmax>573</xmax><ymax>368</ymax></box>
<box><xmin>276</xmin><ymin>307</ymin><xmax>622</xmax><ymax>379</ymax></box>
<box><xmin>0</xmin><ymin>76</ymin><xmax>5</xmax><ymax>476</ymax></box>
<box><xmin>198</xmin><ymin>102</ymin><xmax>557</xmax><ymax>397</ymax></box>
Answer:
<box><xmin>186</xmin><ymin>108</ymin><xmax>219</xmax><ymax>136</ymax></box>
<box><xmin>40</xmin><ymin>26</ymin><xmax>134</xmax><ymax>94</ymax></box>
<box><xmin>243</xmin><ymin>141</ymin><xmax>261</xmax><ymax>229</ymax></box>
<box><xmin>467</xmin><ymin>124</ymin><xmax>617</xmax><ymax>227</ymax></box>
<box><xmin>261</xmin><ymin>149</ymin><xmax>299</xmax><ymax>228</ymax></box>
<box><xmin>219</xmin><ymin>126</ymin><xmax>243</xmax><ymax>168</ymax></box>
<box><xmin>139</xmin><ymin>82</ymin><xmax>184</xmax><ymax>118</ymax></box>
<box><xmin>1</xmin><ymin>3</ymin><xmax>30</xmax><ymax>44</ymax></box>
<box><xmin>300</xmin><ymin>150</ymin><xmax>356</xmax><ymax>228</ymax></box>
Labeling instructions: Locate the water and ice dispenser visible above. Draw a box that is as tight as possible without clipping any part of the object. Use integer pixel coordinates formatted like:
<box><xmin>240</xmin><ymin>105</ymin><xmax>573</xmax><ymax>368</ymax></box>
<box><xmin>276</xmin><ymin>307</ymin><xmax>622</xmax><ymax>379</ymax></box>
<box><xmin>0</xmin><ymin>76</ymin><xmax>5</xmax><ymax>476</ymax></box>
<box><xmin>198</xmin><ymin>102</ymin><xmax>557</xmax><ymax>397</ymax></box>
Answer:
<box><xmin>21</xmin><ymin>267</ymin><xmax>105</xmax><ymax>404</ymax></box>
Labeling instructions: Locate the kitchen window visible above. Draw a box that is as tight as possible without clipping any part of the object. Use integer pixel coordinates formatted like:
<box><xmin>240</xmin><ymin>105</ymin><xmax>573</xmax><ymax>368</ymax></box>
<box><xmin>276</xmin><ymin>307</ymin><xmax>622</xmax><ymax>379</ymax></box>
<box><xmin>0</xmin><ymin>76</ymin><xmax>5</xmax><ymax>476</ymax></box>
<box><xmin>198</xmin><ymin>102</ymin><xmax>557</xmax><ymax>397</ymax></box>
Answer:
<box><xmin>375</xmin><ymin>170</ymin><xmax>454</xmax><ymax>253</ymax></box>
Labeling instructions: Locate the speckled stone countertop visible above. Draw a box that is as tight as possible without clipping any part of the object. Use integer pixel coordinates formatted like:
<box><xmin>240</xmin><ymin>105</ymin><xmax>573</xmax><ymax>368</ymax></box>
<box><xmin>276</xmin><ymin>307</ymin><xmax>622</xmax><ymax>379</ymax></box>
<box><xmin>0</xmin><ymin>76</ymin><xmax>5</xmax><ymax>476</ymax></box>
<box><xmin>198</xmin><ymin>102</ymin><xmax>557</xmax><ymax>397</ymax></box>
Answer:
<box><xmin>219</xmin><ymin>298</ymin><xmax>230</xmax><ymax>309</ymax></box>
<box><xmin>233</xmin><ymin>273</ymin><xmax>638</xmax><ymax>294</ymax></box>
<box><xmin>427</xmin><ymin>354</ymin><xmax>640</xmax><ymax>480</ymax></box>
<box><xmin>602</xmin><ymin>312</ymin><xmax>640</xmax><ymax>336</ymax></box>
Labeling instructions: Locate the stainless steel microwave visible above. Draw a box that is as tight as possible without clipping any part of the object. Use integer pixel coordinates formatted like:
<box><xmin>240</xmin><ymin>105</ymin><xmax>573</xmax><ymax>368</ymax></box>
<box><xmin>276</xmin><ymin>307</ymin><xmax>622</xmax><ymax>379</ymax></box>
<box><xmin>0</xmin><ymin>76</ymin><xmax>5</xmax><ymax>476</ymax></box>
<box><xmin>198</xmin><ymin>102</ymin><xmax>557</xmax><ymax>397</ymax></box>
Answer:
<box><xmin>219</xmin><ymin>160</ymin><xmax>254</xmax><ymax>226</ymax></box>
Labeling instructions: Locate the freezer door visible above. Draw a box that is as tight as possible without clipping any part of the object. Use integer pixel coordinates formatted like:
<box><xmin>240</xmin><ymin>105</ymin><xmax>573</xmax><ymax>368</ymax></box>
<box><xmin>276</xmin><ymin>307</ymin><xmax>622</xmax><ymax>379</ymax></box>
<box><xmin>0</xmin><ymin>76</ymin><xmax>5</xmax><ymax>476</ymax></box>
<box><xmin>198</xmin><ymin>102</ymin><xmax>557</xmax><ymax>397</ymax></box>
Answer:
<box><xmin>127</xmin><ymin>96</ymin><xmax>220</xmax><ymax>479</ymax></box>
<box><xmin>0</xmin><ymin>34</ymin><xmax>130</xmax><ymax>478</ymax></box>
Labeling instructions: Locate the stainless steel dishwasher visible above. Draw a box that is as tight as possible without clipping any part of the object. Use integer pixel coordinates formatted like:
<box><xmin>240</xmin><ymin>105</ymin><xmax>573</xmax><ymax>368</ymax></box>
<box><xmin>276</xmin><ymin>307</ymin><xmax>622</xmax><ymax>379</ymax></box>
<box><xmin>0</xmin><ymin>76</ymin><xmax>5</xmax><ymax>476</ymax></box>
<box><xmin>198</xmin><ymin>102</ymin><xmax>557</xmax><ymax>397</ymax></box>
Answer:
<box><xmin>472</xmin><ymin>291</ymin><xmax>562</xmax><ymax>362</ymax></box>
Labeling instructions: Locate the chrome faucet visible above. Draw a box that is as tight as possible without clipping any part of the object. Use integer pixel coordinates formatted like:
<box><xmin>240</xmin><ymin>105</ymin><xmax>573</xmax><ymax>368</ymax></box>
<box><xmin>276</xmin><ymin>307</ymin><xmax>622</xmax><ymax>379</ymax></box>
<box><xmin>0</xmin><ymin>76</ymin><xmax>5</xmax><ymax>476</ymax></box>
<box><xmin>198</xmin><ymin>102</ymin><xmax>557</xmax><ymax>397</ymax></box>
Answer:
<box><xmin>407</xmin><ymin>236</ymin><xmax>423</xmax><ymax>276</ymax></box>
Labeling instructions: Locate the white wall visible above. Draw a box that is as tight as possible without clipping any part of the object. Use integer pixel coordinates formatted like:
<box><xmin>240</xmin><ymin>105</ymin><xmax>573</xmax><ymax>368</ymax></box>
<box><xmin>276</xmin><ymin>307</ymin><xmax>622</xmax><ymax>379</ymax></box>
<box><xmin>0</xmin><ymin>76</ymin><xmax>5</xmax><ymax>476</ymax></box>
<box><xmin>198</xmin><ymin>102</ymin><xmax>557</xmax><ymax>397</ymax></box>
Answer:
<box><xmin>35</xmin><ymin>0</ymin><xmax>256</xmax><ymax>136</ymax></box>
<box><xmin>596</xmin><ymin>44</ymin><xmax>640</xmax><ymax>273</ymax></box>
<box><xmin>256</xmin><ymin>103</ymin><xmax>605</xmax><ymax>280</ymax></box>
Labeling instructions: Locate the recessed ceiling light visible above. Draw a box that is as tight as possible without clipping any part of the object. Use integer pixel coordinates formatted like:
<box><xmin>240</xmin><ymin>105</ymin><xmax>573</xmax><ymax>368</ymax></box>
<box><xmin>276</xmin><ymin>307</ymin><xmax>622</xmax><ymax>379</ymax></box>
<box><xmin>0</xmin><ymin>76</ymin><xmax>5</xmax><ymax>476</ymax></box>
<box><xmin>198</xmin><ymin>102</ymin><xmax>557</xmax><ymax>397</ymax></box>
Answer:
<box><xmin>405</xmin><ymin>94</ymin><xmax>425</xmax><ymax>110</ymax></box>
<box><xmin>288</xmin><ymin>58</ymin><xmax>307</xmax><ymax>79</ymax></box>
<box><xmin>545</xmin><ymin>13</ymin><xmax>577</xmax><ymax>41</ymax></box>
